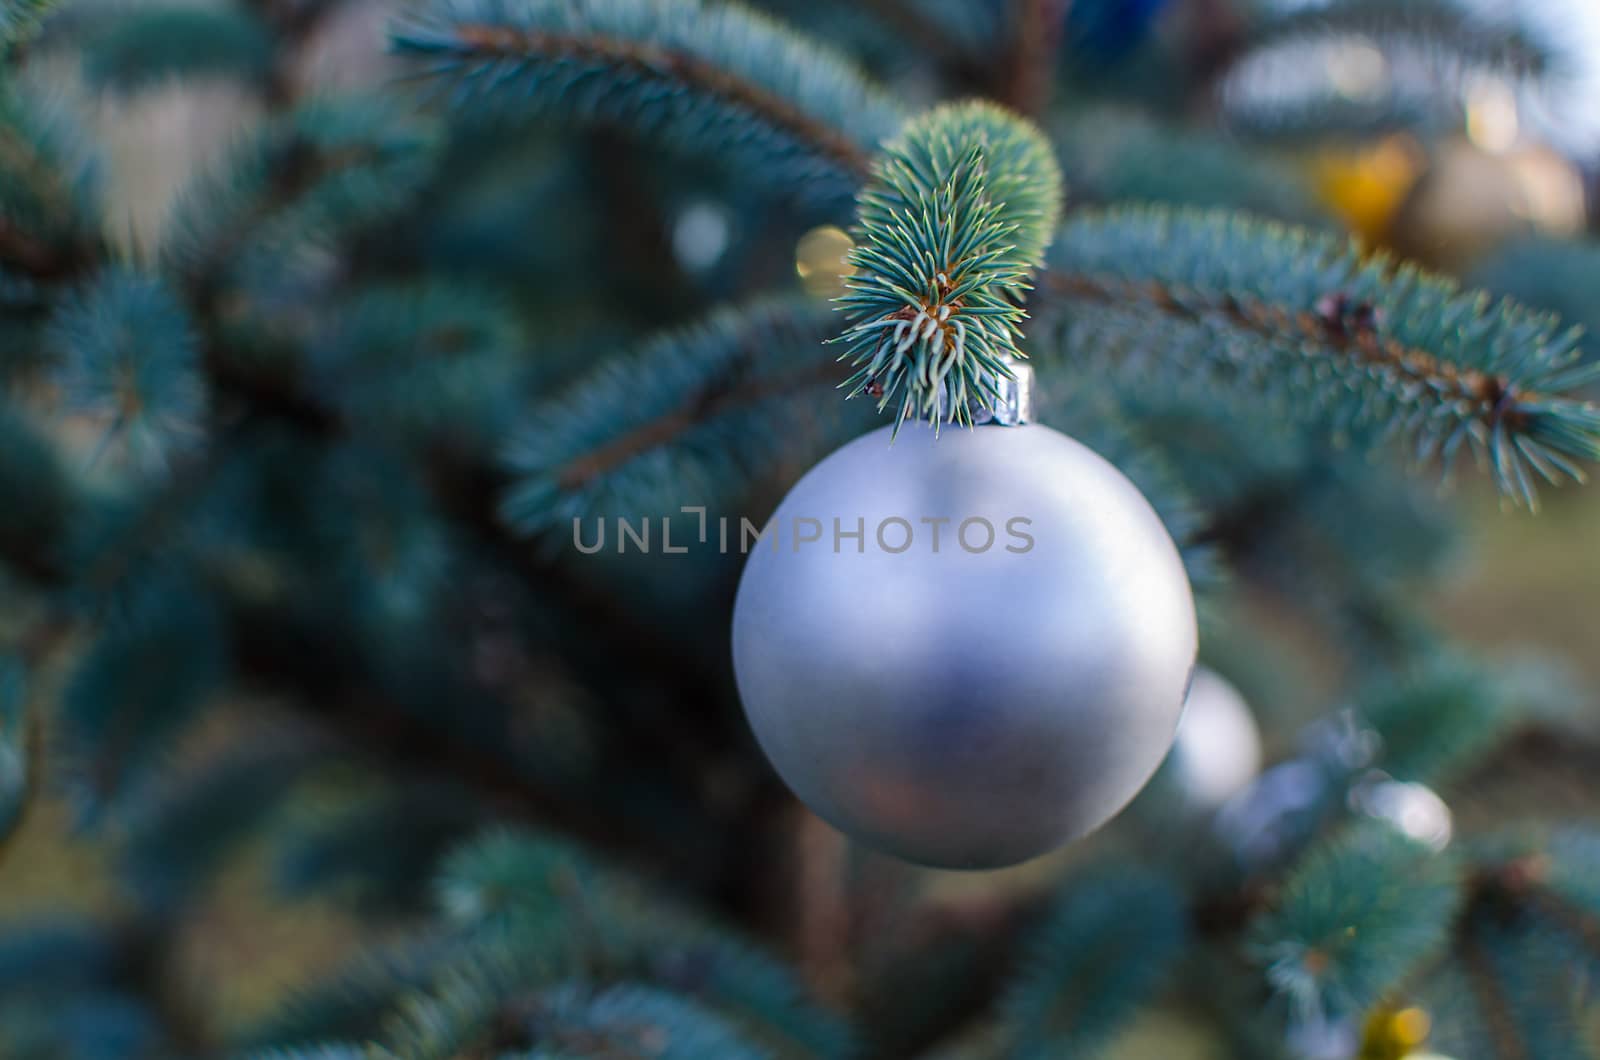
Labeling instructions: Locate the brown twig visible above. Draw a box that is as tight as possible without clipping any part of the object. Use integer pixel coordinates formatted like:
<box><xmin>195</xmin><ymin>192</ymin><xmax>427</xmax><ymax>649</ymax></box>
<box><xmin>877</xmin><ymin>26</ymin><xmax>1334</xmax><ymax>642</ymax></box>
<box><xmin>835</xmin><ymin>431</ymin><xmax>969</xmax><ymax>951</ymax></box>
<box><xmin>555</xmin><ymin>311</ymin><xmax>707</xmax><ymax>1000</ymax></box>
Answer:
<box><xmin>1457</xmin><ymin>913</ymin><xmax>1530</xmax><ymax>1058</ymax></box>
<box><xmin>856</xmin><ymin>0</ymin><xmax>990</xmax><ymax>86</ymax></box>
<box><xmin>556</xmin><ymin>357</ymin><xmax>840</xmax><ymax>489</ymax></box>
<box><xmin>1003</xmin><ymin>0</ymin><xmax>1070</xmax><ymax>116</ymax></box>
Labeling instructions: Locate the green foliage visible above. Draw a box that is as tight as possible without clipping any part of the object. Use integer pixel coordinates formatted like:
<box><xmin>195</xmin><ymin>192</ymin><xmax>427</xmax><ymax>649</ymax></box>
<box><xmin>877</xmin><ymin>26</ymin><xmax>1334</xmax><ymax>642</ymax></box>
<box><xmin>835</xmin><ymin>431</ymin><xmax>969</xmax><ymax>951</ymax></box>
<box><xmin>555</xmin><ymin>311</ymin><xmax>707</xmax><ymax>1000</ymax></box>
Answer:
<box><xmin>3</xmin><ymin>1</ymin><xmax>1600</xmax><ymax>1057</ymax></box>
<box><xmin>248</xmin><ymin>829</ymin><xmax>846</xmax><ymax>1057</ymax></box>
<box><xmin>0</xmin><ymin>401</ymin><xmax>76</xmax><ymax>581</ymax></box>
<box><xmin>236</xmin><ymin>940</ymin><xmax>463</xmax><ymax>1049</ymax></box>
<box><xmin>0</xmin><ymin>917</ymin><xmax>167</xmax><ymax>1059</ymax></box>
<box><xmin>435</xmin><ymin>827</ymin><xmax>597</xmax><ymax>929</ymax></box>
<box><xmin>119</xmin><ymin>727</ymin><xmax>332</xmax><ymax>915</ymax></box>
<box><xmin>48</xmin><ymin>267</ymin><xmax>204</xmax><ymax>475</ymax></box>
<box><xmin>437</xmin><ymin>829</ymin><xmax>853</xmax><ymax>1060</ymax></box>
<box><xmin>1242</xmin><ymin>0</ymin><xmax>1554</xmax><ymax>77</ymax></box>
<box><xmin>310</xmin><ymin>444</ymin><xmax>454</xmax><ymax>636</ymax></box>
<box><xmin>501</xmin><ymin>298</ymin><xmax>841</xmax><ymax>535</ymax></box>
<box><xmin>0</xmin><ymin>917</ymin><xmax>117</xmax><ymax>994</ymax></box>
<box><xmin>161</xmin><ymin>98</ymin><xmax>438</xmax><ymax>303</ymax></box>
<box><xmin>56</xmin><ymin>593</ymin><xmax>229</xmax><ymax>821</ymax></box>
<box><xmin>393</xmin><ymin>0</ymin><xmax>904</xmax><ymax>212</ymax></box>
<box><xmin>1429</xmin><ymin>919</ymin><xmax>1595</xmax><ymax>1060</ymax></box>
<box><xmin>0</xmin><ymin>654</ymin><xmax>30</xmax><ymax>841</ymax></box>
<box><xmin>838</xmin><ymin>100</ymin><xmax>1061</xmax><ymax>429</ymax></box>
<box><xmin>1042</xmin><ymin>206</ymin><xmax>1600</xmax><ymax>507</ymax></box>
<box><xmin>0</xmin><ymin>81</ymin><xmax>100</xmax><ymax>274</ymax></box>
<box><xmin>79</xmin><ymin>6</ymin><xmax>275</xmax><ymax>94</ymax></box>
<box><xmin>1050</xmin><ymin>107</ymin><xmax>1328</xmax><ymax>224</ymax></box>
<box><xmin>1221</xmin><ymin>0</ymin><xmax>1557</xmax><ymax>141</ymax></box>
<box><xmin>1542</xmin><ymin>828</ymin><xmax>1600</xmax><ymax>922</ymax></box>
<box><xmin>1472</xmin><ymin>236</ymin><xmax>1600</xmax><ymax>352</ymax></box>
<box><xmin>391</xmin><ymin>975</ymin><xmax>770</xmax><ymax>1060</ymax></box>
<box><xmin>1250</xmin><ymin>823</ymin><xmax>1460</xmax><ymax>1022</ymax></box>
<box><xmin>272</xmin><ymin>780</ymin><xmax>485</xmax><ymax>912</ymax></box>
<box><xmin>1000</xmin><ymin>866</ymin><xmax>1189</xmax><ymax>1058</ymax></box>
<box><xmin>0</xmin><ymin>0</ymin><xmax>58</xmax><ymax>46</ymax></box>
<box><xmin>246</xmin><ymin>1047</ymin><xmax>374</xmax><ymax>1060</ymax></box>
<box><xmin>311</xmin><ymin>283</ymin><xmax>529</xmax><ymax>452</ymax></box>
<box><xmin>1358</xmin><ymin>654</ymin><xmax>1522</xmax><ymax>787</ymax></box>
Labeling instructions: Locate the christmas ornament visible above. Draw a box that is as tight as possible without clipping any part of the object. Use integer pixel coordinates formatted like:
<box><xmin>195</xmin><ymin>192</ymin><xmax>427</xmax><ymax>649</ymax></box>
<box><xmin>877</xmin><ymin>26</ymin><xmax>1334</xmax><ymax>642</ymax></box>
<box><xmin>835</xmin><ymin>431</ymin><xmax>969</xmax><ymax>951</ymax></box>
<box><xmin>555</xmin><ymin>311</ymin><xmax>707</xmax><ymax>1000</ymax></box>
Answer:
<box><xmin>731</xmin><ymin>367</ymin><xmax>1198</xmax><ymax>869</ymax></box>
<box><xmin>1388</xmin><ymin>139</ymin><xmax>1586</xmax><ymax>269</ymax></box>
<box><xmin>1286</xmin><ymin>1011</ymin><xmax>1358</xmax><ymax>1060</ymax></box>
<box><xmin>1215</xmin><ymin>711</ymin><xmax>1379</xmax><ymax>869</ymax></box>
<box><xmin>1166</xmin><ymin>667</ymin><xmax>1262</xmax><ymax>812</ymax></box>
<box><xmin>1360</xmin><ymin>1005</ymin><xmax>1432</xmax><ymax>1060</ymax></box>
<box><xmin>1349</xmin><ymin>774</ymin><xmax>1453</xmax><ymax>852</ymax></box>
<box><xmin>672</xmin><ymin>199</ymin><xmax>733</xmax><ymax>272</ymax></box>
<box><xmin>794</xmin><ymin>225</ymin><xmax>855</xmax><ymax>299</ymax></box>
<box><xmin>1305</xmin><ymin>135</ymin><xmax>1423</xmax><ymax>245</ymax></box>
<box><xmin>1215</xmin><ymin>759</ymin><xmax>1329</xmax><ymax>869</ymax></box>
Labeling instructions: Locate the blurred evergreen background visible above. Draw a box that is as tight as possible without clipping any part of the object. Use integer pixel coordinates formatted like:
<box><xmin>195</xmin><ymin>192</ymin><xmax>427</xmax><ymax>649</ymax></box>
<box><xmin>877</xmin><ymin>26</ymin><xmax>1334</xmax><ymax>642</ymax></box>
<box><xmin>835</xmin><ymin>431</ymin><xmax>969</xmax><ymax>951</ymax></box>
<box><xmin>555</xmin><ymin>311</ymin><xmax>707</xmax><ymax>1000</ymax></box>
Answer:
<box><xmin>3</xmin><ymin>0</ymin><xmax>1600</xmax><ymax>1057</ymax></box>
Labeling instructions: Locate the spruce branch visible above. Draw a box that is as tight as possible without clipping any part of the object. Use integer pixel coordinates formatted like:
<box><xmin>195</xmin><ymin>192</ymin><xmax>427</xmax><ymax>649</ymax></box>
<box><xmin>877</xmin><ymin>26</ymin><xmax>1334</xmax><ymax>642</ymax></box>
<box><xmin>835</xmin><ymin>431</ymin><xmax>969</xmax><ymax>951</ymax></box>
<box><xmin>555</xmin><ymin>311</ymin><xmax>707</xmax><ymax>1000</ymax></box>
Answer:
<box><xmin>501</xmin><ymin>298</ymin><xmax>842</xmax><ymax>536</ymax></box>
<box><xmin>78</xmin><ymin>6</ymin><xmax>276</xmax><ymax>94</ymax></box>
<box><xmin>1444</xmin><ymin>864</ymin><xmax>1590</xmax><ymax>1060</ymax></box>
<box><xmin>392</xmin><ymin>0</ymin><xmax>903</xmax><ymax>209</ymax></box>
<box><xmin>1050</xmin><ymin>107</ymin><xmax>1327</xmax><ymax>223</ymax></box>
<box><xmin>1041</xmin><ymin>207</ymin><xmax>1600</xmax><ymax>508</ymax></box>
<box><xmin>1218</xmin><ymin>0</ymin><xmax>1558</xmax><ymax>142</ymax></box>
<box><xmin>1356</xmin><ymin>654</ymin><xmax>1522</xmax><ymax>788</ymax></box>
<box><xmin>386</xmin><ymin>974</ymin><xmax>768</xmax><ymax>1060</ymax></box>
<box><xmin>0</xmin><ymin>0</ymin><xmax>57</xmax><ymax>46</ymax></box>
<box><xmin>436</xmin><ymin>830</ymin><xmax>853</xmax><ymax>1060</ymax></box>
<box><xmin>311</xmin><ymin>282</ymin><xmax>529</xmax><ymax>452</ymax></box>
<box><xmin>163</xmin><ymin>99</ymin><xmax>437</xmax><ymax>306</ymax></box>
<box><xmin>1456</xmin><ymin>929</ymin><xmax>1530</xmax><ymax>1060</ymax></box>
<box><xmin>0</xmin><ymin>401</ymin><xmax>77</xmax><ymax>584</ymax></box>
<box><xmin>118</xmin><ymin>724</ymin><xmax>337</xmax><ymax>916</ymax></box>
<box><xmin>999</xmin><ymin>866</ymin><xmax>1187</xmax><ymax>1057</ymax></box>
<box><xmin>1249</xmin><ymin>824</ymin><xmax>1461</xmax><ymax>1023</ymax></box>
<box><xmin>0</xmin><ymin>84</ymin><xmax>101</xmax><ymax>283</ymax></box>
<box><xmin>55</xmin><ymin>593</ymin><xmax>231</xmax><ymax>822</ymax></box>
<box><xmin>1468</xmin><ymin>830</ymin><xmax>1600</xmax><ymax>970</ymax></box>
<box><xmin>0</xmin><ymin>655</ymin><xmax>33</xmax><ymax>847</ymax></box>
<box><xmin>837</xmin><ymin>100</ymin><xmax>1062</xmax><ymax>430</ymax></box>
<box><xmin>1240</xmin><ymin>0</ymin><xmax>1553</xmax><ymax>80</ymax></box>
<box><xmin>47</xmin><ymin>268</ymin><xmax>207</xmax><ymax>477</ymax></box>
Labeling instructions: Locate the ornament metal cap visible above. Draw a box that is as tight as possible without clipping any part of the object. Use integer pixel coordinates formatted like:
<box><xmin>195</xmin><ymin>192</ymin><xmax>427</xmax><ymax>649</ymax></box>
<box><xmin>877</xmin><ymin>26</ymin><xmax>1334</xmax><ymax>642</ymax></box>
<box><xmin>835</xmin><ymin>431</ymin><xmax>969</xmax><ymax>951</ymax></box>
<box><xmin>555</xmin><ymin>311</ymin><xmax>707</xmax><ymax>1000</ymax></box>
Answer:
<box><xmin>974</xmin><ymin>359</ymin><xmax>1034</xmax><ymax>426</ymax></box>
<box><xmin>921</xmin><ymin>356</ymin><xmax>1034</xmax><ymax>427</ymax></box>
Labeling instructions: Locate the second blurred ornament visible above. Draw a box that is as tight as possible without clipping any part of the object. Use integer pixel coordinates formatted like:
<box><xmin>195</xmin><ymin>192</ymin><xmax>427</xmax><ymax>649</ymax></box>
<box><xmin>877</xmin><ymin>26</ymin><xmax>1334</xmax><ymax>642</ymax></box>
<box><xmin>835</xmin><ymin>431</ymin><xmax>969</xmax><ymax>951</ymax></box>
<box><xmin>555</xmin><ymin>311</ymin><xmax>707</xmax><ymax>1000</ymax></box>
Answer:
<box><xmin>1166</xmin><ymin>667</ymin><xmax>1262</xmax><ymax>813</ymax></box>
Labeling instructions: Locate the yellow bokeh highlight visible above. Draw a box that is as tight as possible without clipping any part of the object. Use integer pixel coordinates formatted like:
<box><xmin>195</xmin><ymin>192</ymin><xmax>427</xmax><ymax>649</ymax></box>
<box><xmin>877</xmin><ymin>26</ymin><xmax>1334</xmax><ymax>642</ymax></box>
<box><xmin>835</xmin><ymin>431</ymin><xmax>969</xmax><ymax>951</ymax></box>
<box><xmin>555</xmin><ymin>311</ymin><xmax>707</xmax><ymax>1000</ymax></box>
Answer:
<box><xmin>1306</xmin><ymin>135</ymin><xmax>1425</xmax><ymax>245</ymax></box>
<box><xmin>1360</xmin><ymin>1005</ymin><xmax>1434</xmax><ymax>1060</ymax></box>
<box><xmin>795</xmin><ymin>225</ymin><xmax>856</xmax><ymax>299</ymax></box>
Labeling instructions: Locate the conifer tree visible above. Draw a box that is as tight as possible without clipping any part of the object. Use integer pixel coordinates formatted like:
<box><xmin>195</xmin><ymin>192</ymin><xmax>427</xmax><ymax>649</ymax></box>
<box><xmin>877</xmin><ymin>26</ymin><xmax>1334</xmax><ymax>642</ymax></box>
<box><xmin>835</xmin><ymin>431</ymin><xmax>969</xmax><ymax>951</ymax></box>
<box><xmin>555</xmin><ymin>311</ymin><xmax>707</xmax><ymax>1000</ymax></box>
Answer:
<box><xmin>1</xmin><ymin>1</ymin><xmax>1598</xmax><ymax>1057</ymax></box>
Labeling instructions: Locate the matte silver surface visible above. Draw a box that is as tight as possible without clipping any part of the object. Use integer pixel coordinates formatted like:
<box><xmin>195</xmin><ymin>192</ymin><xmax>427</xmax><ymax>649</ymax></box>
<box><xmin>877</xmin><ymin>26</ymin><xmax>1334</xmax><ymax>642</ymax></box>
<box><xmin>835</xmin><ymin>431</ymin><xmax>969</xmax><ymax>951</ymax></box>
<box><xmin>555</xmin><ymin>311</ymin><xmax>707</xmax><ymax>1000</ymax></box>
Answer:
<box><xmin>731</xmin><ymin>422</ymin><xmax>1198</xmax><ymax>869</ymax></box>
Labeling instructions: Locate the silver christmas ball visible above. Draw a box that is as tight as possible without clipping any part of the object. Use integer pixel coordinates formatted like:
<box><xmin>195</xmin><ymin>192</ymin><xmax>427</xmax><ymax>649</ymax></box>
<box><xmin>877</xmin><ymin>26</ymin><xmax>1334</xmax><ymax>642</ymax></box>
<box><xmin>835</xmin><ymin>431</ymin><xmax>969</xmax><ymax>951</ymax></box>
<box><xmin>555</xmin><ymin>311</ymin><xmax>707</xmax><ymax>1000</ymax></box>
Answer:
<box><xmin>1167</xmin><ymin>668</ymin><xmax>1263</xmax><ymax>812</ymax></box>
<box><xmin>1349</xmin><ymin>774</ymin><xmax>1453</xmax><ymax>851</ymax></box>
<box><xmin>731</xmin><ymin>422</ymin><xmax>1197</xmax><ymax>869</ymax></box>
